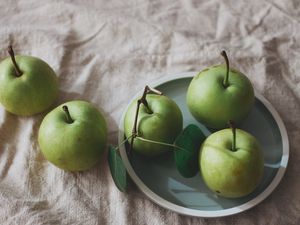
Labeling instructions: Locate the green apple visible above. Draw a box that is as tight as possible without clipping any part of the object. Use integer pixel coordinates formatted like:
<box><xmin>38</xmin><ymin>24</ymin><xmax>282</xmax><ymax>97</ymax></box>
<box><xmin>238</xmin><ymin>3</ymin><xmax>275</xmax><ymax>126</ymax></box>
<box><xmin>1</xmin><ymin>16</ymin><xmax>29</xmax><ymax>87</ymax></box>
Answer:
<box><xmin>200</xmin><ymin>126</ymin><xmax>264</xmax><ymax>198</ymax></box>
<box><xmin>0</xmin><ymin>46</ymin><xmax>58</xmax><ymax>116</ymax></box>
<box><xmin>38</xmin><ymin>100</ymin><xmax>107</xmax><ymax>171</ymax></box>
<box><xmin>186</xmin><ymin>51</ymin><xmax>254</xmax><ymax>129</ymax></box>
<box><xmin>124</xmin><ymin>94</ymin><xmax>183</xmax><ymax>157</ymax></box>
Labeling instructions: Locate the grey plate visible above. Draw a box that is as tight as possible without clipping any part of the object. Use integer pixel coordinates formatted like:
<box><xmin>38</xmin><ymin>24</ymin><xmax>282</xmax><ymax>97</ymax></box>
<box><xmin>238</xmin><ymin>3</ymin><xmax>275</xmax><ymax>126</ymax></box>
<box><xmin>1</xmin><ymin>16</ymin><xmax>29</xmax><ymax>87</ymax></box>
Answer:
<box><xmin>118</xmin><ymin>72</ymin><xmax>289</xmax><ymax>217</ymax></box>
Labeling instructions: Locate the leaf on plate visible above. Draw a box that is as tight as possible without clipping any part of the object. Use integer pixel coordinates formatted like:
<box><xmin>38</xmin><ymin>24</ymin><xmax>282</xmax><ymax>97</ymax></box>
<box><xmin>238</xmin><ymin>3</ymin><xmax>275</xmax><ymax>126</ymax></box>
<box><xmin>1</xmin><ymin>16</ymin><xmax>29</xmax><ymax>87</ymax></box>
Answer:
<box><xmin>174</xmin><ymin>124</ymin><xmax>206</xmax><ymax>178</ymax></box>
<box><xmin>108</xmin><ymin>145</ymin><xmax>127</xmax><ymax>192</ymax></box>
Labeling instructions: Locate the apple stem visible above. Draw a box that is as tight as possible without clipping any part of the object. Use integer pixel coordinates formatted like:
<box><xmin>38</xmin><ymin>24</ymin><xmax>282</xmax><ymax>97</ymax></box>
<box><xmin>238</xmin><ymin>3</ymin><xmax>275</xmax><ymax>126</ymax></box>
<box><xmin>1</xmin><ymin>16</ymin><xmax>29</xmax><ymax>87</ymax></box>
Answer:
<box><xmin>62</xmin><ymin>105</ymin><xmax>74</xmax><ymax>124</ymax></box>
<box><xmin>228</xmin><ymin>120</ymin><xmax>236</xmax><ymax>151</ymax></box>
<box><xmin>8</xmin><ymin>45</ymin><xmax>22</xmax><ymax>77</ymax></box>
<box><xmin>221</xmin><ymin>50</ymin><xmax>229</xmax><ymax>88</ymax></box>
<box><xmin>129</xmin><ymin>85</ymin><xmax>163</xmax><ymax>154</ymax></box>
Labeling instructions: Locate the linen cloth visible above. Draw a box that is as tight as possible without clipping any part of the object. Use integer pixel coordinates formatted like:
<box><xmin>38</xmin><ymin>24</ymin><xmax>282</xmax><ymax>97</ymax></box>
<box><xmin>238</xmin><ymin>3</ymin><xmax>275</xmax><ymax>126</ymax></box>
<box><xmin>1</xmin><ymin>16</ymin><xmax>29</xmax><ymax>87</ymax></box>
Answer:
<box><xmin>0</xmin><ymin>0</ymin><xmax>299</xmax><ymax>224</ymax></box>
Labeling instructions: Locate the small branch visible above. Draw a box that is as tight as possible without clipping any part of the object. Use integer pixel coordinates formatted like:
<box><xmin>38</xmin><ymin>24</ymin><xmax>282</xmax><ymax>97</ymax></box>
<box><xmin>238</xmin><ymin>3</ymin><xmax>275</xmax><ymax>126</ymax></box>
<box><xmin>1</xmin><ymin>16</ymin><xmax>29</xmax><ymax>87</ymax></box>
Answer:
<box><xmin>129</xmin><ymin>85</ymin><xmax>163</xmax><ymax>154</ymax></box>
<box><xmin>130</xmin><ymin>99</ymin><xmax>142</xmax><ymax>153</ymax></box>
<box><xmin>140</xmin><ymin>86</ymin><xmax>152</xmax><ymax>114</ymax></box>
<box><xmin>7</xmin><ymin>45</ymin><xmax>22</xmax><ymax>77</ymax></box>
<box><xmin>116</xmin><ymin>134</ymin><xmax>133</xmax><ymax>151</ymax></box>
<box><xmin>136</xmin><ymin>136</ymin><xmax>190</xmax><ymax>154</ymax></box>
<box><xmin>146</xmin><ymin>85</ymin><xmax>163</xmax><ymax>95</ymax></box>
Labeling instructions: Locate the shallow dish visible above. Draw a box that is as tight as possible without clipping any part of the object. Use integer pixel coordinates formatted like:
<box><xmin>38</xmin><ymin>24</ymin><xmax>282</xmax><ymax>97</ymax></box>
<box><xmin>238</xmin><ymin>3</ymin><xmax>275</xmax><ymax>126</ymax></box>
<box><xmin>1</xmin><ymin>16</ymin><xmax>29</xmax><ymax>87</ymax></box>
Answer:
<box><xmin>118</xmin><ymin>72</ymin><xmax>289</xmax><ymax>218</ymax></box>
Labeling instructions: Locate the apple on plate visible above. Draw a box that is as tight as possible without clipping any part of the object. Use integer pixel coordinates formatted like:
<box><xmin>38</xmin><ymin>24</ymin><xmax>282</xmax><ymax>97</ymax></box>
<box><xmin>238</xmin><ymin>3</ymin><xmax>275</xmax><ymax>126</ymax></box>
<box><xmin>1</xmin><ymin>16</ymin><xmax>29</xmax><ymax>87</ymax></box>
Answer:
<box><xmin>38</xmin><ymin>100</ymin><xmax>107</xmax><ymax>171</ymax></box>
<box><xmin>0</xmin><ymin>46</ymin><xmax>58</xmax><ymax>116</ymax></box>
<box><xmin>200</xmin><ymin>122</ymin><xmax>264</xmax><ymax>198</ymax></box>
<box><xmin>124</xmin><ymin>90</ymin><xmax>183</xmax><ymax>157</ymax></box>
<box><xmin>186</xmin><ymin>51</ymin><xmax>254</xmax><ymax>129</ymax></box>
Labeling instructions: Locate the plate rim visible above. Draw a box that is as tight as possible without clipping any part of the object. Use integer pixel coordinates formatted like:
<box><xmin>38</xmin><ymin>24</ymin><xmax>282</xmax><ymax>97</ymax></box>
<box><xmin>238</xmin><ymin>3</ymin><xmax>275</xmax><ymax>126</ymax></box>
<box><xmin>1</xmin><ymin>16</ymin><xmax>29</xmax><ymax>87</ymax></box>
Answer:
<box><xmin>118</xmin><ymin>72</ymin><xmax>289</xmax><ymax>218</ymax></box>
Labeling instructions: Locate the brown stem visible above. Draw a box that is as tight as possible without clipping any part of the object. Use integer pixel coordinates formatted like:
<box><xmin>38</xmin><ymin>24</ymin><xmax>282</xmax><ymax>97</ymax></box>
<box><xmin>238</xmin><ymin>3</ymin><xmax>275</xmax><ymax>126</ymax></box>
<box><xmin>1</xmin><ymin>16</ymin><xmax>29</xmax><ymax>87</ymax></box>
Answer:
<box><xmin>129</xmin><ymin>85</ymin><xmax>163</xmax><ymax>154</ymax></box>
<box><xmin>62</xmin><ymin>105</ymin><xmax>74</xmax><ymax>124</ymax></box>
<box><xmin>228</xmin><ymin>120</ymin><xmax>236</xmax><ymax>151</ymax></box>
<box><xmin>221</xmin><ymin>50</ymin><xmax>229</xmax><ymax>88</ymax></box>
<box><xmin>140</xmin><ymin>86</ymin><xmax>152</xmax><ymax>114</ymax></box>
<box><xmin>130</xmin><ymin>99</ymin><xmax>142</xmax><ymax>153</ymax></box>
<box><xmin>146</xmin><ymin>85</ymin><xmax>163</xmax><ymax>95</ymax></box>
<box><xmin>8</xmin><ymin>45</ymin><xmax>22</xmax><ymax>77</ymax></box>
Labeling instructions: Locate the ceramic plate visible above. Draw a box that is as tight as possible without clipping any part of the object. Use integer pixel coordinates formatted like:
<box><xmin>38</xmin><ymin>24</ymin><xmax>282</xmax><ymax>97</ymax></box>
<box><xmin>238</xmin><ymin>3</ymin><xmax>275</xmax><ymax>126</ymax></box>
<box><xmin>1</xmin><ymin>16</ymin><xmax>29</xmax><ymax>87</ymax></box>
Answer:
<box><xmin>118</xmin><ymin>72</ymin><xmax>289</xmax><ymax>218</ymax></box>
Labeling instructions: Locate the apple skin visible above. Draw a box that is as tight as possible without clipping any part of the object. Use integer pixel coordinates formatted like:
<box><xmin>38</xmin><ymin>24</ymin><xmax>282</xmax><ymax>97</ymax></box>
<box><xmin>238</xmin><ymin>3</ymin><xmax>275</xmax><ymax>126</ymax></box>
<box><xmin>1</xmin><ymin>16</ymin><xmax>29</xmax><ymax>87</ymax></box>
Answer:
<box><xmin>38</xmin><ymin>100</ymin><xmax>107</xmax><ymax>171</ymax></box>
<box><xmin>124</xmin><ymin>94</ymin><xmax>183</xmax><ymax>157</ymax></box>
<box><xmin>200</xmin><ymin>128</ymin><xmax>264</xmax><ymax>198</ymax></box>
<box><xmin>0</xmin><ymin>55</ymin><xmax>58</xmax><ymax>116</ymax></box>
<box><xmin>186</xmin><ymin>65</ymin><xmax>254</xmax><ymax>129</ymax></box>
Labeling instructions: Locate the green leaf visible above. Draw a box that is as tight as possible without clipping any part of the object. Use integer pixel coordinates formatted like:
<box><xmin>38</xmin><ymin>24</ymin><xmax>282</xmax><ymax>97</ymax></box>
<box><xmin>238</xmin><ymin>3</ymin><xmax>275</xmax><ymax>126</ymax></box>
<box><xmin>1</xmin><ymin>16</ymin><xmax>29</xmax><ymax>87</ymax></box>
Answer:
<box><xmin>174</xmin><ymin>124</ymin><xmax>206</xmax><ymax>178</ymax></box>
<box><xmin>108</xmin><ymin>145</ymin><xmax>127</xmax><ymax>192</ymax></box>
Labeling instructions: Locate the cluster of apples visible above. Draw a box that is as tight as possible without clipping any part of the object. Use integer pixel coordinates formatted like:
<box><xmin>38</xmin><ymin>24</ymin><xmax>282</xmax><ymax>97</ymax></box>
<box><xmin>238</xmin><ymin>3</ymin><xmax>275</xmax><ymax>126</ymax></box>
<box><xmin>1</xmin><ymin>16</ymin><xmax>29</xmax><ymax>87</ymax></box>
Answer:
<box><xmin>0</xmin><ymin>46</ymin><xmax>107</xmax><ymax>171</ymax></box>
<box><xmin>0</xmin><ymin>46</ymin><xmax>263</xmax><ymax>198</ymax></box>
<box><xmin>124</xmin><ymin>51</ymin><xmax>264</xmax><ymax>198</ymax></box>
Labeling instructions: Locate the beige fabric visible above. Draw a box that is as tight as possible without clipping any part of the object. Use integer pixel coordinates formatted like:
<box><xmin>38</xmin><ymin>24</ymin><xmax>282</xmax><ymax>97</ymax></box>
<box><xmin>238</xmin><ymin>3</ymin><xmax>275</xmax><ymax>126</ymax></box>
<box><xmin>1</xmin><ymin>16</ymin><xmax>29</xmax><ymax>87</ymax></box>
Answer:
<box><xmin>0</xmin><ymin>0</ymin><xmax>299</xmax><ymax>224</ymax></box>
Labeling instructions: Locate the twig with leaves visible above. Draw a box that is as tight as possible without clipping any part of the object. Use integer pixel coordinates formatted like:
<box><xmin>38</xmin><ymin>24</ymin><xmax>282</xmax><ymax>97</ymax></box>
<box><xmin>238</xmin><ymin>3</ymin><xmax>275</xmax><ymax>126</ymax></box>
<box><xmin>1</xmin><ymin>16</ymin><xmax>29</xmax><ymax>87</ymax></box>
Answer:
<box><xmin>129</xmin><ymin>85</ymin><xmax>163</xmax><ymax>153</ymax></box>
<box><xmin>108</xmin><ymin>85</ymin><xmax>206</xmax><ymax>192</ymax></box>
